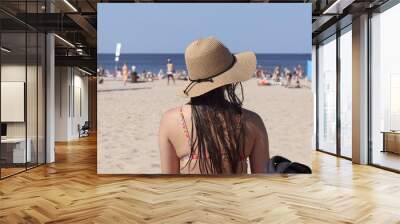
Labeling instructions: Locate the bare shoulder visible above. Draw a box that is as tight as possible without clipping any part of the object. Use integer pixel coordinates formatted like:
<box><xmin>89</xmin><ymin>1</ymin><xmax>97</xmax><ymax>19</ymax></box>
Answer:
<box><xmin>159</xmin><ymin>107</ymin><xmax>182</xmax><ymax>138</ymax></box>
<box><xmin>160</xmin><ymin>104</ymin><xmax>191</xmax><ymax>128</ymax></box>
<box><xmin>241</xmin><ymin>108</ymin><xmax>267</xmax><ymax>133</ymax></box>
<box><xmin>161</xmin><ymin>107</ymin><xmax>181</xmax><ymax>123</ymax></box>
<box><xmin>241</xmin><ymin>108</ymin><xmax>264</xmax><ymax>124</ymax></box>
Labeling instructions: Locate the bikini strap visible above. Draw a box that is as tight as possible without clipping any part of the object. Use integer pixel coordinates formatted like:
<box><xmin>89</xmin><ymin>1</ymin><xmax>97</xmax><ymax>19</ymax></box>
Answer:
<box><xmin>180</xmin><ymin>106</ymin><xmax>191</xmax><ymax>145</ymax></box>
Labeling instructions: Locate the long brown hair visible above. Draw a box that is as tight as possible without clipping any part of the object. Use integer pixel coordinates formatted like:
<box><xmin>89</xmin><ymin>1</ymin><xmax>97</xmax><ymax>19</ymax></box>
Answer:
<box><xmin>185</xmin><ymin>82</ymin><xmax>246</xmax><ymax>174</ymax></box>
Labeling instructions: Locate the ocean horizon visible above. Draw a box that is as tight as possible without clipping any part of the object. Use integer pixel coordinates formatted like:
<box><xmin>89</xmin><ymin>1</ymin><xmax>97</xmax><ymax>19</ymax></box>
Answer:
<box><xmin>98</xmin><ymin>53</ymin><xmax>312</xmax><ymax>76</ymax></box>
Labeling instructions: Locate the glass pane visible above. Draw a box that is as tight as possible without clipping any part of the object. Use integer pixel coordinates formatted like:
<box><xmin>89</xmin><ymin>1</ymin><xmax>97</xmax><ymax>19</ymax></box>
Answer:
<box><xmin>340</xmin><ymin>29</ymin><xmax>352</xmax><ymax>158</ymax></box>
<box><xmin>38</xmin><ymin>33</ymin><xmax>45</xmax><ymax>165</ymax></box>
<box><xmin>26</xmin><ymin>0</ymin><xmax>38</xmax><ymax>169</ymax></box>
<box><xmin>318</xmin><ymin>36</ymin><xmax>337</xmax><ymax>154</ymax></box>
<box><xmin>1</xmin><ymin>31</ymin><xmax>27</xmax><ymax>177</ymax></box>
<box><xmin>27</xmin><ymin>31</ymin><xmax>38</xmax><ymax>169</ymax></box>
<box><xmin>371</xmin><ymin>5</ymin><xmax>400</xmax><ymax>171</ymax></box>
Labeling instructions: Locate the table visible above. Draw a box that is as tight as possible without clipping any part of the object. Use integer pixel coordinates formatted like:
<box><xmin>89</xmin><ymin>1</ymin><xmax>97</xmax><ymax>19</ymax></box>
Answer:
<box><xmin>381</xmin><ymin>131</ymin><xmax>400</xmax><ymax>154</ymax></box>
<box><xmin>1</xmin><ymin>138</ymin><xmax>31</xmax><ymax>163</ymax></box>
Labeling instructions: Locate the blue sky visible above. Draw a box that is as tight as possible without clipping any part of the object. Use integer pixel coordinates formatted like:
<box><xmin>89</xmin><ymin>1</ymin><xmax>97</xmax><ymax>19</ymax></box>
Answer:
<box><xmin>98</xmin><ymin>3</ymin><xmax>311</xmax><ymax>54</ymax></box>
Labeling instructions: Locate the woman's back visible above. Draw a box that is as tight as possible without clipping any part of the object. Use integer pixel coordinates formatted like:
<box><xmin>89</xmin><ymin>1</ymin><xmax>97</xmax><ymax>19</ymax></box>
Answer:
<box><xmin>159</xmin><ymin>104</ymin><xmax>269</xmax><ymax>174</ymax></box>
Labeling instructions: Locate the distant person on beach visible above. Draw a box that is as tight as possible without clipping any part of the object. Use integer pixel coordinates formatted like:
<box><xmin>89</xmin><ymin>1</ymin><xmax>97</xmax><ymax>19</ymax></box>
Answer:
<box><xmin>122</xmin><ymin>63</ymin><xmax>129</xmax><ymax>86</ymax></box>
<box><xmin>166</xmin><ymin>58</ymin><xmax>175</xmax><ymax>85</ymax></box>
<box><xmin>256</xmin><ymin>67</ymin><xmax>269</xmax><ymax>86</ymax></box>
<box><xmin>147</xmin><ymin>71</ymin><xmax>153</xmax><ymax>82</ymax></box>
<box><xmin>255</xmin><ymin>67</ymin><xmax>262</xmax><ymax>78</ymax></box>
<box><xmin>272</xmin><ymin>66</ymin><xmax>281</xmax><ymax>83</ymax></box>
<box><xmin>158</xmin><ymin>69</ymin><xmax>165</xmax><ymax>80</ymax></box>
<box><xmin>140</xmin><ymin>70</ymin><xmax>146</xmax><ymax>82</ymax></box>
<box><xmin>182</xmin><ymin>70</ymin><xmax>188</xmax><ymax>80</ymax></box>
<box><xmin>296</xmin><ymin>64</ymin><xmax>304</xmax><ymax>78</ymax></box>
<box><xmin>285</xmin><ymin>68</ymin><xmax>292</xmax><ymax>87</ymax></box>
<box><xmin>97</xmin><ymin>67</ymin><xmax>104</xmax><ymax>84</ymax></box>
<box><xmin>131</xmin><ymin>66</ymin><xmax>137</xmax><ymax>83</ymax></box>
<box><xmin>294</xmin><ymin>75</ymin><xmax>301</xmax><ymax>88</ymax></box>
<box><xmin>294</xmin><ymin>67</ymin><xmax>301</xmax><ymax>88</ymax></box>
<box><xmin>296</xmin><ymin>64</ymin><xmax>304</xmax><ymax>88</ymax></box>
<box><xmin>159</xmin><ymin>37</ymin><xmax>269</xmax><ymax>174</ymax></box>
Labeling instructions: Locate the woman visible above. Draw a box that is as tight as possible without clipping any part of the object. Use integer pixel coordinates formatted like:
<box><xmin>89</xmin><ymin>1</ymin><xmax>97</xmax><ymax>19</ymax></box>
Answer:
<box><xmin>159</xmin><ymin>37</ymin><xmax>269</xmax><ymax>174</ymax></box>
<box><xmin>122</xmin><ymin>63</ymin><xmax>129</xmax><ymax>86</ymax></box>
<box><xmin>166</xmin><ymin>58</ymin><xmax>175</xmax><ymax>85</ymax></box>
<box><xmin>285</xmin><ymin>68</ymin><xmax>292</xmax><ymax>88</ymax></box>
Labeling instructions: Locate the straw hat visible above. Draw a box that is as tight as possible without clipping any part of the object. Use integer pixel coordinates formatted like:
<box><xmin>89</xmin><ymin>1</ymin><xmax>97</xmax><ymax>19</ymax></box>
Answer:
<box><xmin>182</xmin><ymin>37</ymin><xmax>256</xmax><ymax>97</ymax></box>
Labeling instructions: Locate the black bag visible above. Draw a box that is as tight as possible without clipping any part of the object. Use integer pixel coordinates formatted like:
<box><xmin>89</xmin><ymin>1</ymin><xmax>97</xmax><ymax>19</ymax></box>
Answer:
<box><xmin>268</xmin><ymin>155</ymin><xmax>312</xmax><ymax>174</ymax></box>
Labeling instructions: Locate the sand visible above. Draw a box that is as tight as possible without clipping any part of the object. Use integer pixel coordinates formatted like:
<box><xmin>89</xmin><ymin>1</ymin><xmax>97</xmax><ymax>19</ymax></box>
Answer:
<box><xmin>97</xmin><ymin>78</ymin><xmax>314</xmax><ymax>174</ymax></box>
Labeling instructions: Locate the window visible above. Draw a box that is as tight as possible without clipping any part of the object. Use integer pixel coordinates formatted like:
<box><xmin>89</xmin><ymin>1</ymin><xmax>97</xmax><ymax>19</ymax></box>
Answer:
<box><xmin>0</xmin><ymin>1</ymin><xmax>46</xmax><ymax>179</ymax></box>
<box><xmin>339</xmin><ymin>27</ymin><xmax>352</xmax><ymax>158</ymax></box>
<box><xmin>371</xmin><ymin>3</ymin><xmax>400</xmax><ymax>171</ymax></box>
<box><xmin>317</xmin><ymin>35</ymin><xmax>337</xmax><ymax>154</ymax></box>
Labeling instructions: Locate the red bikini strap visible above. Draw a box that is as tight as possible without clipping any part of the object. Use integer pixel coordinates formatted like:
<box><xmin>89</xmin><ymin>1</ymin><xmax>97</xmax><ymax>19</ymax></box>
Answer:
<box><xmin>180</xmin><ymin>107</ymin><xmax>191</xmax><ymax>144</ymax></box>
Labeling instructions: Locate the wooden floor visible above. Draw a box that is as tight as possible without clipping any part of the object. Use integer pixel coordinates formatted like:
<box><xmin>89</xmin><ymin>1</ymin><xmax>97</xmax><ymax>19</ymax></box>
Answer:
<box><xmin>0</xmin><ymin>135</ymin><xmax>400</xmax><ymax>223</ymax></box>
<box><xmin>0</xmin><ymin>167</ymin><xmax>26</xmax><ymax>178</ymax></box>
<box><xmin>373</xmin><ymin>151</ymin><xmax>400</xmax><ymax>171</ymax></box>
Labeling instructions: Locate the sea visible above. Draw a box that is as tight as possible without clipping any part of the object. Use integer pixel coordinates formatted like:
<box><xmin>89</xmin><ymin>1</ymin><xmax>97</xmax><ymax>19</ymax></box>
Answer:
<box><xmin>98</xmin><ymin>53</ymin><xmax>312</xmax><ymax>79</ymax></box>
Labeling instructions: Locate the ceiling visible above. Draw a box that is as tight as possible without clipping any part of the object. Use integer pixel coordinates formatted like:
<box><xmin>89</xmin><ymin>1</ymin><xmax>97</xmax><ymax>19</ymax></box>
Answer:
<box><xmin>311</xmin><ymin>0</ymin><xmax>390</xmax><ymax>43</ymax></box>
<box><xmin>0</xmin><ymin>0</ymin><xmax>98</xmax><ymax>73</ymax></box>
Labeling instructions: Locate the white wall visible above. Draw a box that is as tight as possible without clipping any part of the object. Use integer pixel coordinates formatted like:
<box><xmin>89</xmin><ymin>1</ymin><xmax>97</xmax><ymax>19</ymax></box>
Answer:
<box><xmin>1</xmin><ymin>65</ymin><xmax>26</xmax><ymax>145</ymax></box>
<box><xmin>54</xmin><ymin>67</ymin><xmax>89</xmax><ymax>141</ymax></box>
<box><xmin>55</xmin><ymin>67</ymin><xmax>70</xmax><ymax>141</ymax></box>
<box><xmin>72</xmin><ymin>74</ymin><xmax>89</xmax><ymax>138</ymax></box>
<box><xmin>1</xmin><ymin>82</ymin><xmax>25</xmax><ymax>122</ymax></box>
<box><xmin>1</xmin><ymin>65</ymin><xmax>36</xmax><ymax>138</ymax></box>
<box><xmin>1</xmin><ymin>63</ymin><xmax>46</xmax><ymax>164</ymax></box>
<box><xmin>75</xmin><ymin>71</ymin><xmax>89</xmax><ymax>139</ymax></box>
<box><xmin>1</xmin><ymin>65</ymin><xmax>26</xmax><ymax>131</ymax></box>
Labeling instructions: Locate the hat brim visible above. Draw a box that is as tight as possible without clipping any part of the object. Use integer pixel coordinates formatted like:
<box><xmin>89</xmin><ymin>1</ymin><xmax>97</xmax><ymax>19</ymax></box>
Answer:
<box><xmin>180</xmin><ymin>51</ymin><xmax>256</xmax><ymax>98</ymax></box>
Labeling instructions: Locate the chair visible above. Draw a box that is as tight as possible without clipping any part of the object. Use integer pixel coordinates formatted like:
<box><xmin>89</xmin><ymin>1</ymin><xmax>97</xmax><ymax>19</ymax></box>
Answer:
<box><xmin>78</xmin><ymin>121</ymin><xmax>90</xmax><ymax>138</ymax></box>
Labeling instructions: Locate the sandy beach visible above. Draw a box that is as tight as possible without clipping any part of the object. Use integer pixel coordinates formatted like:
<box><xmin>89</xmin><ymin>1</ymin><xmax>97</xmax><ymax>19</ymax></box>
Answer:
<box><xmin>97</xmin><ymin>78</ymin><xmax>313</xmax><ymax>174</ymax></box>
